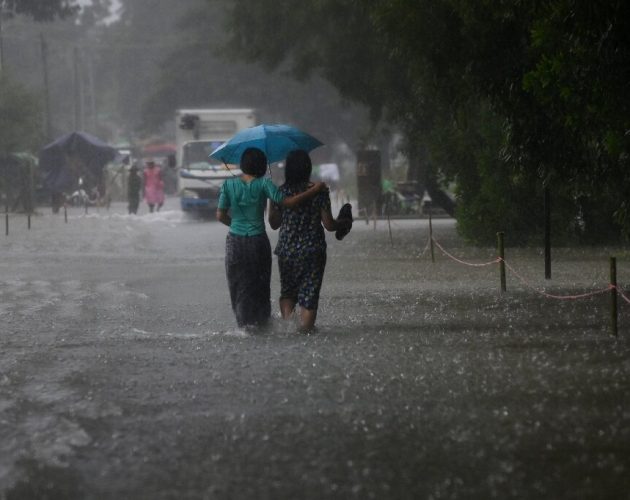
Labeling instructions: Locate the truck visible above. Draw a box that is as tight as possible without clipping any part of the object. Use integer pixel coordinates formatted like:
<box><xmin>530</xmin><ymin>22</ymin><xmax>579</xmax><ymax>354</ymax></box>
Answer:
<box><xmin>175</xmin><ymin>108</ymin><xmax>256</xmax><ymax>212</ymax></box>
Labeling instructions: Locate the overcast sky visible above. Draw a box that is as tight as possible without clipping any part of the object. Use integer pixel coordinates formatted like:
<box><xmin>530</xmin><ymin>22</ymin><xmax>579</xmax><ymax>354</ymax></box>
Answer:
<box><xmin>76</xmin><ymin>0</ymin><xmax>122</xmax><ymax>23</ymax></box>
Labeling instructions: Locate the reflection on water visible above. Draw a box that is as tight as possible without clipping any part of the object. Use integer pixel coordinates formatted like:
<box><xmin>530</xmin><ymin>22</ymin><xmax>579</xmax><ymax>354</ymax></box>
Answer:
<box><xmin>1</xmin><ymin>201</ymin><xmax>629</xmax><ymax>498</ymax></box>
<box><xmin>6</xmin><ymin>459</ymin><xmax>85</xmax><ymax>500</ymax></box>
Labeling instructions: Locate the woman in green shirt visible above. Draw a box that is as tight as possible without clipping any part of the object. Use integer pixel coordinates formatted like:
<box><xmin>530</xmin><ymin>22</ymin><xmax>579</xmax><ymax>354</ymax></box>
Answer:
<box><xmin>217</xmin><ymin>147</ymin><xmax>325</xmax><ymax>328</ymax></box>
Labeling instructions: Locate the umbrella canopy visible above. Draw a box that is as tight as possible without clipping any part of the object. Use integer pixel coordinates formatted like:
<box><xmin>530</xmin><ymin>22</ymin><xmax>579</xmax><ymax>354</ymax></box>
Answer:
<box><xmin>209</xmin><ymin>124</ymin><xmax>323</xmax><ymax>165</ymax></box>
<box><xmin>142</xmin><ymin>142</ymin><xmax>176</xmax><ymax>156</ymax></box>
<box><xmin>39</xmin><ymin>132</ymin><xmax>118</xmax><ymax>191</ymax></box>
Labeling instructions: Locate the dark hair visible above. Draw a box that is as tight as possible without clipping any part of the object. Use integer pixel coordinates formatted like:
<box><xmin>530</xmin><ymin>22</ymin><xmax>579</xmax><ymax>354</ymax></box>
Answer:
<box><xmin>284</xmin><ymin>149</ymin><xmax>312</xmax><ymax>186</ymax></box>
<box><xmin>240</xmin><ymin>147</ymin><xmax>268</xmax><ymax>177</ymax></box>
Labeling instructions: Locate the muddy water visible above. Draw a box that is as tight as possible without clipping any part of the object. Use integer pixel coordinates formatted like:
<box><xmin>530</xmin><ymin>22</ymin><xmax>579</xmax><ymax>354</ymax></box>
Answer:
<box><xmin>1</xmin><ymin>199</ymin><xmax>629</xmax><ymax>499</ymax></box>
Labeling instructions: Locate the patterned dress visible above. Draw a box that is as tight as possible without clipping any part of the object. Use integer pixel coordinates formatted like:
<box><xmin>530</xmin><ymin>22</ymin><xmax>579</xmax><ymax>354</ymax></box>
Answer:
<box><xmin>274</xmin><ymin>183</ymin><xmax>331</xmax><ymax>310</ymax></box>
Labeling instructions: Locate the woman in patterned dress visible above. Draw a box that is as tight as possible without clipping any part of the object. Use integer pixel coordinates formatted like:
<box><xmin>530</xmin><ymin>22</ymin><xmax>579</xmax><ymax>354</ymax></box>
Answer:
<box><xmin>268</xmin><ymin>150</ymin><xmax>351</xmax><ymax>331</ymax></box>
<box><xmin>216</xmin><ymin>147</ymin><xmax>325</xmax><ymax>328</ymax></box>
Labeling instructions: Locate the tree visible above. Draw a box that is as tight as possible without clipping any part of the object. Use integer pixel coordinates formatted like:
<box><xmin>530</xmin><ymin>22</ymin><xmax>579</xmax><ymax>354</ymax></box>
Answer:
<box><xmin>521</xmin><ymin>1</ymin><xmax>630</xmax><ymax>241</ymax></box>
<box><xmin>0</xmin><ymin>75</ymin><xmax>41</xmax><ymax>155</ymax></box>
<box><xmin>219</xmin><ymin>0</ymin><xmax>630</xmax><ymax>242</ymax></box>
<box><xmin>219</xmin><ymin>0</ymin><xmax>463</xmax><ymax>213</ymax></box>
<box><xmin>1</xmin><ymin>0</ymin><xmax>117</xmax><ymax>140</ymax></box>
<box><xmin>1</xmin><ymin>0</ymin><xmax>78</xmax><ymax>21</ymax></box>
<box><xmin>137</xmin><ymin>0</ymin><xmax>370</xmax><ymax>155</ymax></box>
<box><xmin>0</xmin><ymin>74</ymin><xmax>41</xmax><ymax>203</ymax></box>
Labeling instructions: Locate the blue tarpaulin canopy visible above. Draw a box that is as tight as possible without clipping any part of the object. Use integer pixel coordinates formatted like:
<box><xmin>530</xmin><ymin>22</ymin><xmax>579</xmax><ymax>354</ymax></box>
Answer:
<box><xmin>39</xmin><ymin>132</ymin><xmax>118</xmax><ymax>191</ymax></box>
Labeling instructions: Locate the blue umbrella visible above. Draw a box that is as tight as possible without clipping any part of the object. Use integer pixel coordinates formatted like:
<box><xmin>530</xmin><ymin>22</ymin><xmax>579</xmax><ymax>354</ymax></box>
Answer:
<box><xmin>209</xmin><ymin>124</ymin><xmax>323</xmax><ymax>165</ymax></box>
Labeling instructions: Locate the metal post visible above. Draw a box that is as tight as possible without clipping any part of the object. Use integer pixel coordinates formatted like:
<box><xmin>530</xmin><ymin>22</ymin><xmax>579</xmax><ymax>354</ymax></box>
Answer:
<box><xmin>372</xmin><ymin>201</ymin><xmax>377</xmax><ymax>231</ymax></box>
<box><xmin>544</xmin><ymin>187</ymin><xmax>551</xmax><ymax>279</ymax></box>
<box><xmin>27</xmin><ymin>161</ymin><xmax>34</xmax><ymax>228</ymax></box>
<box><xmin>498</xmin><ymin>232</ymin><xmax>506</xmax><ymax>292</ymax></box>
<box><xmin>610</xmin><ymin>257</ymin><xmax>618</xmax><ymax>337</ymax></box>
<box><xmin>386</xmin><ymin>197</ymin><xmax>393</xmax><ymax>247</ymax></box>
<box><xmin>3</xmin><ymin>163</ymin><xmax>10</xmax><ymax>235</ymax></box>
<box><xmin>428</xmin><ymin>202</ymin><xmax>435</xmax><ymax>263</ymax></box>
<box><xmin>64</xmin><ymin>204</ymin><xmax>68</xmax><ymax>223</ymax></box>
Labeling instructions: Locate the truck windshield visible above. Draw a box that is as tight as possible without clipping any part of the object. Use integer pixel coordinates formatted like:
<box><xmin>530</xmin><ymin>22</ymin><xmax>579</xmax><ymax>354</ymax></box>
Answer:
<box><xmin>182</xmin><ymin>141</ymin><xmax>226</xmax><ymax>170</ymax></box>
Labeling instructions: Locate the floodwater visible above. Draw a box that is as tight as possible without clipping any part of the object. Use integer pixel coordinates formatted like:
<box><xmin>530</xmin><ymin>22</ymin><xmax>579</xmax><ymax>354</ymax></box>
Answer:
<box><xmin>1</xmin><ymin>197</ymin><xmax>629</xmax><ymax>499</ymax></box>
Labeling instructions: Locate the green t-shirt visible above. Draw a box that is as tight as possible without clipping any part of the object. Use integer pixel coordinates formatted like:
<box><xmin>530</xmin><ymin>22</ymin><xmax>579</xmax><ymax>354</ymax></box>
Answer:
<box><xmin>218</xmin><ymin>177</ymin><xmax>285</xmax><ymax>236</ymax></box>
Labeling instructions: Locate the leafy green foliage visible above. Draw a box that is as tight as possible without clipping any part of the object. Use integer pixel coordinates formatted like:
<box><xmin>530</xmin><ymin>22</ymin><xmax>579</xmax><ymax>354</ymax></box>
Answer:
<box><xmin>7</xmin><ymin>0</ymin><xmax>630</xmax><ymax>243</ymax></box>
<box><xmin>137</xmin><ymin>0</ymin><xmax>370</xmax><ymax>152</ymax></box>
<box><xmin>0</xmin><ymin>75</ymin><xmax>42</xmax><ymax>156</ymax></box>
<box><xmin>220</xmin><ymin>0</ymin><xmax>630</xmax><ymax>243</ymax></box>
<box><xmin>521</xmin><ymin>1</ymin><xmax>630</xmax><ymax>239</ymax></box>
<box><xmin>220</xmin><ymin>0</ymin><xmax>392</xmax><ymax>121</ymax></box>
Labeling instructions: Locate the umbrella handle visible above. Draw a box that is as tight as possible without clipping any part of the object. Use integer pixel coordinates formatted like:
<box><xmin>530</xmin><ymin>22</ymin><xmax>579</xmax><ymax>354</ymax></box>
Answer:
<box><xmin>223</xmin><ymin>161</ymin><xmax>238</xmax><ymax>177</ymax></box>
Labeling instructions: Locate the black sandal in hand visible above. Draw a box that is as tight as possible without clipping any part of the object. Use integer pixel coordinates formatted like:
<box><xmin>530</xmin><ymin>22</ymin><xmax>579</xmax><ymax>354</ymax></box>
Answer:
<box><xmin>335</xmin><ymin>203</ymin><xmax>353</xmax><ymax>240</ymax></box>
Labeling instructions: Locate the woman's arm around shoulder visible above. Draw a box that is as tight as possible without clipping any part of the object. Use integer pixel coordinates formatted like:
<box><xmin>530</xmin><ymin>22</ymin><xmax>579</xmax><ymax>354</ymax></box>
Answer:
<box><xmin>282</xmin><ymin>182</ymin><xmax>327</xmax><ymax>208</ymax></box>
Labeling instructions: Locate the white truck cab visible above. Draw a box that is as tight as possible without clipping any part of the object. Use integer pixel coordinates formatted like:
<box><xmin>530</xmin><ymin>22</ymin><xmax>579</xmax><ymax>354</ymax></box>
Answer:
<box><xmin>175</xmin><ymin>108</ymin><xmax>256</xmax><ymax>212</ymax></box>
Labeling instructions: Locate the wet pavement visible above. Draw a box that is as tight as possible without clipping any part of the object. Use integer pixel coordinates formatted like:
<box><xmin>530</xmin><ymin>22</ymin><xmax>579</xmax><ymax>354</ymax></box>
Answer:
<box><xmin>1</xmin><ymin>198</ymin><xmax>629</xmax><ymax>499</ymax></box>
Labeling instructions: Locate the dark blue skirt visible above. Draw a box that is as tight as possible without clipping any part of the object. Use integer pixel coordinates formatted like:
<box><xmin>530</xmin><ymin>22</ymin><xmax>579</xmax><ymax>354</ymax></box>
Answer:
<box><xmin>225</xmin><ymin>232</ymin><xmax>272</xmax><ymax>327</ymax></box>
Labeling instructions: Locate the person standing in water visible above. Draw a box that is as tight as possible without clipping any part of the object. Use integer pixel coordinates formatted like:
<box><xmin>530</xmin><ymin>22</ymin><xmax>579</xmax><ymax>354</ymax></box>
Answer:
<box><xmin>127</xmin><ymin>163</ymin><xmax>142</xmax><ymax>214</ymax></box>
<box><xmin>216</xmin><ymin>147</ymin><xmax>326</xmax><ymax>329</ymax></box>
<box><xmin>268</xmin><ymin>149</ymin><xmax>352</xmax><ymax>331</ymax></box>
<box><xmin>143</xmin><ymin>159</ymin><xmax>165</xmax><ymax>212</ymax></box>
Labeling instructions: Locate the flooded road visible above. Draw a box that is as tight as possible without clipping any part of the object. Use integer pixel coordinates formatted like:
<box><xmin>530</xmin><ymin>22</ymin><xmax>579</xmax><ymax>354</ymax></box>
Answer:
<box><xmin>1</xmin><ymin>198</ymin><xmax>629</xmax><ymax>499</ymax></box>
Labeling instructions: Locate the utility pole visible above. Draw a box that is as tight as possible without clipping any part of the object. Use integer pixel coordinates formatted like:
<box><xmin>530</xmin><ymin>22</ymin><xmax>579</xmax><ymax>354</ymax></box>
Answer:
<box><xmin>87</xmin><ymin>52</ymin><xmax>97</xmax><ymax>132</ymax></box>
<box><xmin>40</xmin><ymin>34</ymin><xmax>53</xmax><ymax>141</ymax></box>
<box><xmin>0</xmin><ymin>3</ymin><xmax>5</xmax><ymax>74</ymax></box>
<box><xmin>73</xmin><ymin>46</ymin><xmax>83</xmax><ymax>131</ymax></box>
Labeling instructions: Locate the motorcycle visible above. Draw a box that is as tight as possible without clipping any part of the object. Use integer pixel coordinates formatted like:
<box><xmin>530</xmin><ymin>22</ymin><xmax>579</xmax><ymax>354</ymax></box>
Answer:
<box><xmin>67</xmin><ymin>178</ymin><xmax>100</xmax><ymax>207</ymax></box>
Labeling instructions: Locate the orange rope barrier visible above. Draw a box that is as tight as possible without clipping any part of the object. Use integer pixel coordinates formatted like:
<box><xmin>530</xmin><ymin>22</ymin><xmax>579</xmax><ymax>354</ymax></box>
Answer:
<box><xmin>500</xmin><ymin>258</ymin><xmax>612</xmax><ymax>301</ymax></box>
<box><xmin>615</xmin><ymin>285</ymin><xmax>630</xmax><ymax>305</ymax></box>
<box><xmin>432</xmin><ymin>238</ymin><xmax>500</xmax><ymax>267</ymax></box>
<box><xmin>431</xmin><ymin>236</ymin><xmax>624</xmax><ymax>303</ymax></box>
